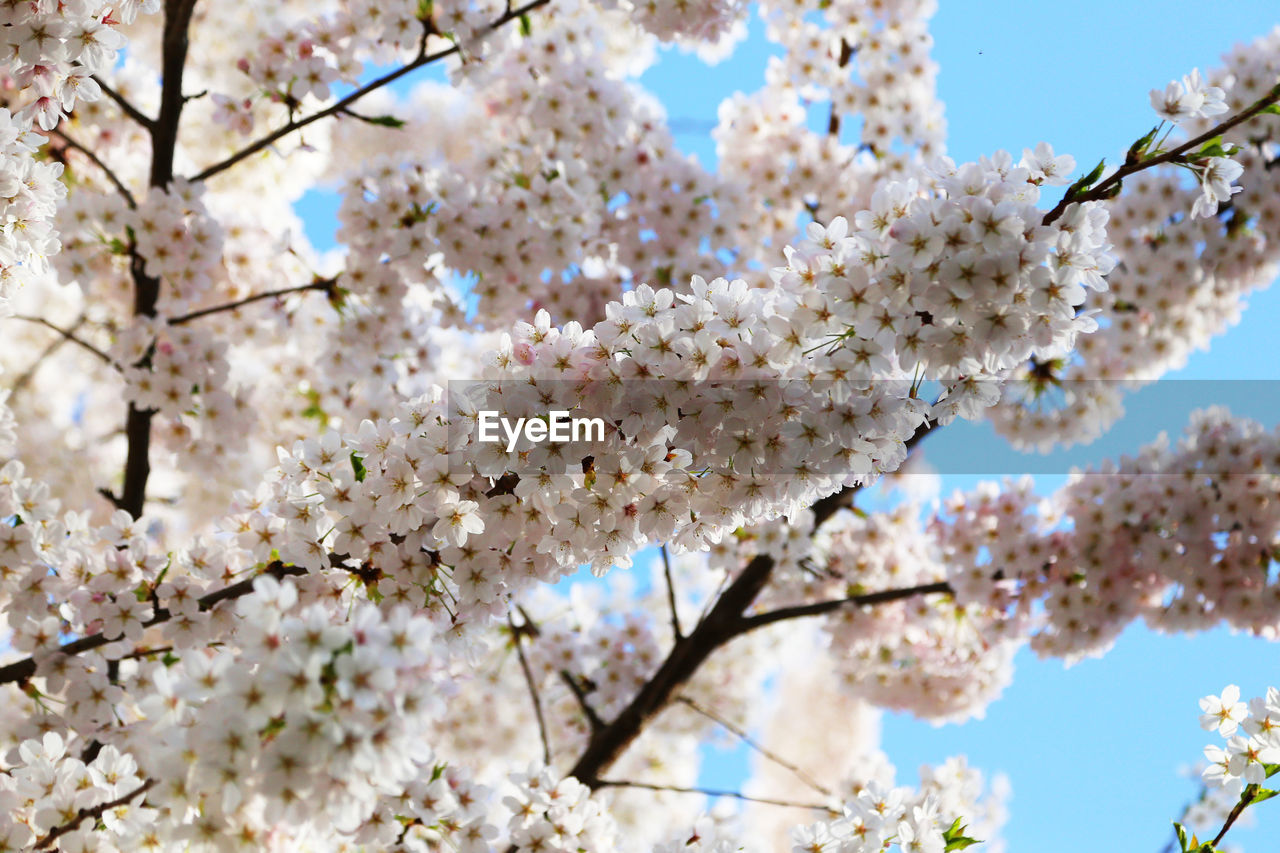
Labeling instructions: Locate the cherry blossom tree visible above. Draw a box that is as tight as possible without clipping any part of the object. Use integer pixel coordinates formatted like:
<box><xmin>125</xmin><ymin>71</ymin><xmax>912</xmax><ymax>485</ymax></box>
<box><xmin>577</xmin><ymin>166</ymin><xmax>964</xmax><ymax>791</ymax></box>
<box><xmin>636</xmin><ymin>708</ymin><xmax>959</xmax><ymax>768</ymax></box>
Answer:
<box><xmin>2</xmin><ymin>0</ymin><xmax>1280</xmax><ymax>850</ymax></box>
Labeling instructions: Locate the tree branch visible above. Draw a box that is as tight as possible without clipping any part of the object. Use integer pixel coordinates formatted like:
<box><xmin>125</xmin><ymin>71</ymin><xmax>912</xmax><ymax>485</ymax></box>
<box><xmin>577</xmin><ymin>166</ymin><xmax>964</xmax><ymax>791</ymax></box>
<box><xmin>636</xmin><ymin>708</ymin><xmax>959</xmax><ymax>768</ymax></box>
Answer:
<box><xmin>9</xmin><ymin>314</ymin><xmax>117</xmax><ymax>368</ymax></box>
<box><xmin>166</xmin><ymin>277</ymin><xmax>338</xmax><ymax>325</ymax></box>
<box><xmin>1043</xmin><ymin>82</ymin><xmax>1280</xmax><ymax>225</ymax></box>
<box><xmin>0</xmin><ymin>562</ymin><xmax>308</xmax><ymax>687</ymax></box>
<box><xmin>117</xmin><ymin>0</ymin><xmax>200</xmax><ymax>520</ymax></box>
<box><xmin>737</xmin><ymin>581</ymin><xmax>955</xmax><ymax>634</ymax></box>
<box><xmin>659</xmin><ymin>545</ymin><xmax>682</xmax><ymax>641</ymax></box>
<box><xmin>47</xmin><ymin>129</ymin><xmax>137</xmax><ymax>209</ymax></box>
<box><xmin>1211</xmin><ymin>784</ymin><xmax>1261</xmax><ymax>847</ymax></box>
<box><xmin>8</xmin><ymin>314</ymin><xmax>87</xmax><ymax>393</ymax></box>
<box><xmin>560</xmin><ymin>669</ymin><xmax>605</xmax><ymax>733</ymax></box>
<box><xmin>674</xmin><ymin>695</ymin><xmax>832</xmax><ymax>797</ymax></box>
<box><xmin>827</xmin><ymin>39</ymin><xmax>855</xmax><ymax>137</ymax></box>
<box><xmin>90</xmin><ymin>76</ymin><xmax>155</xmax><ymax>131</ymax></box>
<box><xmin>594</xmin><ymin>779</ymin><xmax>835</xmax><ymax>813</ymax></box>
<box><xmin>508</xmin><ymin>611</ymin><xmax>552</xmax><ymax>765</ymax></box>
<box><xmin>563</xmin><ymin>419</ymin><xmax>937</xmax><ymax>789</ymax></box>
<box><xmin>33</xmin><ymin>779</ymin><xmax>154</xmax><ymax>849</ymax></box>
<box><xmin>187</xmin><ymin>0</ymin><xmax>552</xmax><ymax>184</ymax></box>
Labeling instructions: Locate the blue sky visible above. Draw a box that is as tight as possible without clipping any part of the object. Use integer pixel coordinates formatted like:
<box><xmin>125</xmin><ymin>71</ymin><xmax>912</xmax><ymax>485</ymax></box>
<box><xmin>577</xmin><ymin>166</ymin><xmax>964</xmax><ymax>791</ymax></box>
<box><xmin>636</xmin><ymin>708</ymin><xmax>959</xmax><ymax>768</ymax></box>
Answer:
<box><xmin>296</xmin><ymin>4</ymin><xmax>1280</xmax><ymax>849</ymax></box>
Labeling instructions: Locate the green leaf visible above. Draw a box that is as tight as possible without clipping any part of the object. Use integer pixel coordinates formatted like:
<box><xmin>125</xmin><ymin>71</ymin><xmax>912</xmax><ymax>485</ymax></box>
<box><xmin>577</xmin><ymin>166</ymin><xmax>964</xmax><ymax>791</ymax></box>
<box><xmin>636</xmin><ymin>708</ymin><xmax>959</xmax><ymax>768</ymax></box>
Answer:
<box><xmin>350</xmin><ymin>452</ymin><xmax>367</xmax><ymax>483</ymax></box>
<box><xmin>1190</xmin><ymin>134</ymin><xmax>1241</xmax><ymax>161</ymax></box>
<box><xmin>1127</xmin><ymin>125</ymin><xmax>1161</xmax><ymax>164</ymax></box>
<box><xmin>942</xmin><ymin>817</ymin><xmax>981</xmax><ymax>851</ymax></box>
<box><xmin>300</xmin><ymin>388</ymin><xmax>328</xmax><ymax>426</ymax></box>
<box><xmin>518</xmin><ymin>12</ymin><xmax>532</xmax><ymax>36</ymax></box>
<box><xmin>1173</xmin><ymin>821</ymin><xmax>1189</xmax><ymax>853</ymax></box>
<box><xmin>259</xmin><ymin>715</ymin><xmax>287</xmax><ymax>738</ymax></box>
<box><xmin>1261</xmin><ymin>103</ymin><xmax>1280</xmax><ymax>116</ymax></box>
<box><xmin>1064</xmin><ymin>158</ymin><xmax>1106</xmax><ymax>201</ymax></box>
<box><xmin>356</xmin><ymin>113</ymin><xmax>407</xmax><ymax>128</ymax></box>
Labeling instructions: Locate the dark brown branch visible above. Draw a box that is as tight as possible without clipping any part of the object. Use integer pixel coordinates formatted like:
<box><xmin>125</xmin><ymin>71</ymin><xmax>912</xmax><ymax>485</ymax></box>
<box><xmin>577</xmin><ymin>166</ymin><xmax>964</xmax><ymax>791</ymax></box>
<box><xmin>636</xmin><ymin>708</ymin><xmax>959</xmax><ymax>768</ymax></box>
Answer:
<box><xmin>10</xmin><ymin>314</ymin><xmax>117</xmax><ymax>368</ymax></box>
<box><xmin>48</xmin><ymin>129</ymin><xmax>137</xmax><ymax>208</ymax></box>
<box><xmin>1043</xmin><ymin>82</ymin><xmax>1280</xmax><ymax>225</ymax></box>
<box><xmin>563</xmin><ymin>419</ymin><xmax>936</xmax><ymax>789</ymax></box>
<box><xmin>565</xmin><ymin>552</ymin><xmax>775</xmax><ymax>788</ymax></box>
<box><xmin>509</xmin><ymin>611</ymin><xmax>552</xmax><ymax>765</ymax></box>
<box><xmin>659</xmin><ymin>545</ymin><xmax>682</xmax><ymax>640</ymax></box>
<box><xmin>827</xmin><ymin>39</ymin><xmax>855</xmax><ymax>137</ymax></box>
<box><xmin>117</xmin><ymin>0</ymin><xmax>200</xmax><ymax>520</ymax></box>
<box><xmin>737</xmin><ymin>580</ymin><xmax>954</xmax><ymax>633</ymax></box>
<box><xmin>594</xmin><ymin>779</ymin><xmax>834</xmax><ymax>812</ymax></box>
<box><xmin>560</xmin><ymin>669</ymin><xmax>605</xmax><ymax>732</ymax></box>
<box><xmin>187</xmin><ymin>0</ymin><xmax>552</xmax><ymax>184</ymax></box>
<box><xmin>0</xmin><ymin>562</ymin><xmax>307</xmax><ymax>687</ymax></box>
<box><xmin>166</xmin><ymin>278</ymin><xmax>337</xmax><ymax>325</ymax></box>
<box><xmin>675</xmin><ymin>695</ymin><xmax>831</xmax><ymax>797</ymax></box>
<box><xmin>91</xmin><ymin>77</ymin><xmax>155</xmax><ymax>131</ymax></box>
<box><xmin>34</xmin><ymin>779</ymin><xmax>154</xmax><ymax>849</ymax></box>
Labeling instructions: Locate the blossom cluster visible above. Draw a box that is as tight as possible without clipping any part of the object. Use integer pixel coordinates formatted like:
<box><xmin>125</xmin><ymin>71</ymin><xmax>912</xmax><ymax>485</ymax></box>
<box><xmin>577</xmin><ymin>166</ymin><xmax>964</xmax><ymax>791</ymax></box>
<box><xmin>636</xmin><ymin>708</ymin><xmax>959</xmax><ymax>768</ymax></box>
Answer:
<box><xmin>336</xmin><ymin>0</ymin><xmax>734</xmax><ymax>327</ymax></box>
<box><xmin>0</xmin><ymin>0</ymin><xmax>140</xmax><ymax>315</ymax></box>
<box><xmin>1200</xmin><ymin>685</ymin><xmax>1280</xmax><ymax>798</ymax></box>
<box><xmin>987</xmin><ymin>41</ymin><xmax>1280</xmax><ymax>451</ymax></box>
<box><xmin>0</xmin><ymin>734</ymin><xmax>148</xmax><ymax>851</ymax></box>
<box><xmin>0</xmin><ymin>112</ymin><xmax>65</xmax><ymax>317</ymax></box>
<box><xmin>5</xmin><ymin>0</ymin><xmax>1280</xmax><ymax>847</ymax></box>
<box><xmin>937</xmin><ymin>407</ymin><xmax>1280</xmax><ymax>668</ymax></box>
<box><xmin>0</xmin><ymin>0</ymin><xmax>137</xmax><ymax>131</ymax></box>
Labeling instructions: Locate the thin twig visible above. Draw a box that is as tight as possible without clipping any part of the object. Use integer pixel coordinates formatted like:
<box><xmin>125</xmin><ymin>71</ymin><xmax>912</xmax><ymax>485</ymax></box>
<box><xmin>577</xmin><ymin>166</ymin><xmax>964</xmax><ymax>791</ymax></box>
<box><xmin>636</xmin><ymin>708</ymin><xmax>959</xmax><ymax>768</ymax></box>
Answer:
<box><xmin>674</xmin><ymin>695</ymin><xmax>832</xmax><ymax>797</ymax></box>
<box><xmin>560</xmin><ymin>669</ymin><xmax>605</xmax><ymax>732</ymax></box>
<box><xmin>10</xmin><ymin>314</ymin><xmax>118</xmax><ymax>368</ymax></box>
<box><xmin>34</xmin><ymin>779</ymin><xmax>155</xmax><ymax>849</ymax></box>
<box><xmin>511</xmin><ymin>605</ymin><xmax>604</xmax><ymax>734</ymax></box>
<box><xmin>659</xmin><ymin>545</ymin><xmax>683</xmax><ymax>640</ymax></box>
<box><xmin>737</xmin><ymin>580</ymin><xmax>954</xmax><ymax>634</ymax></box>
<box><xmin>508</xmin><ymin>611</ymin><xmax>552</xmax><ymax>765</ymax></box>
<box><xmin>9</xmin><ymin>314</ymin><xmax>87</xmax><ymax>392</ymax></box>
<box><xmin>187</xmin><ymin>0</ymin><xmax>552</xmax><ymax>184</ymax></box>
<box><xmin>91</xmin><ymin>76</ymin><xmax>155</xmax><ymax>130</ymax></box>
<box><xmin>1211</xmin><ymin>785</ymin><xmax>1260</xmax><ymax>847</ymax></box>
<box><xmin>48</xmin><ymin>129</ymin><xmax>137</xmax><ymax>208</ymax></box>
<box><xmin>1043</xmin><ymin>82</ymin><xmax>1280</xmax><ymax>225</ymax></box>
<box><xmin>594</xmin><ymin>779</ymin><xmax>835</xmax><ymax>813</ymax></box>
<box><xmin>0</xmin><ymin>561</ymin><xmax>310</xmax><ymax>686</ymax></box>
<box><xmin>166</xmin><ymin>278</ymin><xmax>337</xmax><ymax>325</ymax></box>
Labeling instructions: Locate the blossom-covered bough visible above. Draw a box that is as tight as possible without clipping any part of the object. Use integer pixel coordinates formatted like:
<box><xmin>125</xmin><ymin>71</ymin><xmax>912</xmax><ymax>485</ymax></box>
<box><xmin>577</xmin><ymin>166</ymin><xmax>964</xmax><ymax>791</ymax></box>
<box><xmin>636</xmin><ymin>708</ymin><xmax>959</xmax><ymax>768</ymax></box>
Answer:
<box><xmin>2</xmin><ymin>0</ymin><xmax>1280</xmax><ymax>849</ymax></box>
